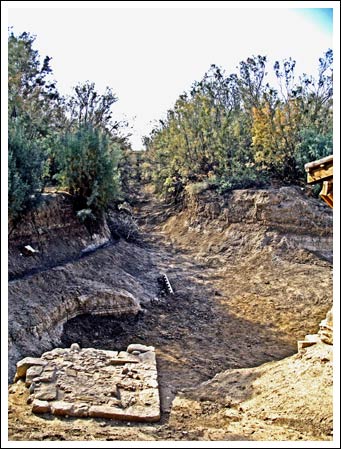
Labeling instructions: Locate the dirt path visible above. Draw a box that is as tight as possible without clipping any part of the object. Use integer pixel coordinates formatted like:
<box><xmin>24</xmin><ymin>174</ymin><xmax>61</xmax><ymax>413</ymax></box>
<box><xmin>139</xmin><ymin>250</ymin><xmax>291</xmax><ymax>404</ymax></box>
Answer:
<box><xmin>8</xmin><ymin>188</ymin><xmax>333</xmax><ymax>441</ymax></box>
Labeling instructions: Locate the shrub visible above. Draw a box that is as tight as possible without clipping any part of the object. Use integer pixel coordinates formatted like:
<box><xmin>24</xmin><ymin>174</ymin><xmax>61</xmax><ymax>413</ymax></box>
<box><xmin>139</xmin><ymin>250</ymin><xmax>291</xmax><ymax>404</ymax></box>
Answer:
<box><xmin>8</xmin><ymin>120</ymin><xmax>44</xmax><ymax>222</ymax></box>
<box><xmin>294</xmin><ymin>128</ymin><xmax>333</xmax><ymax>179</ymax></box>
<box><xmin>55</xmin><ymin>124</ymin><xmax>122</xmax><ymax>216</ymax></box>
<box><xmin>185</xmin><ymin>181</ymin><xmax>210</xmax><ymax>197</ymax></box>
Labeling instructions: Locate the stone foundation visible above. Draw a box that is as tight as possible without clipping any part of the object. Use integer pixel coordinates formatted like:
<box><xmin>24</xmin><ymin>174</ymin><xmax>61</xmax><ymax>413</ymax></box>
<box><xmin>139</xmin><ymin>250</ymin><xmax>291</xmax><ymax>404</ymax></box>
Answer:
<box><xmin>15</xmin><ymin>344</ymin><xmax>160</xmax><ymax>423</ymax></box>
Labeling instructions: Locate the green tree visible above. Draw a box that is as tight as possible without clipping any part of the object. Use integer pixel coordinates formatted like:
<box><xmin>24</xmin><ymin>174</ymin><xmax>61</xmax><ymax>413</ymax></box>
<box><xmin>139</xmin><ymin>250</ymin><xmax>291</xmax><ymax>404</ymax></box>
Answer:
<box><xmin>8</xmin><ymin>30</ymin><xmax>61</xmax><ymax>222</ymax></box>
<box><xmin>8</xmin><ymin>30</ymin><xmax>61</xmax><ymax>135</ymax></box>
<box><xmin>56</xmin><ymin>82</ymin><xmax>132</xmax><ymax>207</ymax></box>
<box><xmin>8</xmin><ymin>30</ymin><xmax>132</xmax><ymax>226</ymax></box>
<box><xmin>252</xmin><ymin>50</ymin><xmax>333</xmax><ymax>182</ymax></box>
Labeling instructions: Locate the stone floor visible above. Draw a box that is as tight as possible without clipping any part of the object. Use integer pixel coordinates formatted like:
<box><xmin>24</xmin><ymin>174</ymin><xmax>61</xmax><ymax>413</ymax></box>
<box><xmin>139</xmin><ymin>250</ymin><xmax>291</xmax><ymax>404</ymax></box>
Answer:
<box><xmin>14</xmin><ymin>343</ymin><xmax>160</xmax><ymax>422</ymax></box>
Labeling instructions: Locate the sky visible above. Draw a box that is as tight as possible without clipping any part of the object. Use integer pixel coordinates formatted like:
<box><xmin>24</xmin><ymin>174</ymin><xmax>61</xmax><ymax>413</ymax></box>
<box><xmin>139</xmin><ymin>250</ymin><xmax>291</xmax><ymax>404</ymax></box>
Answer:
<box><xmin>3</xmin><ymin>1</ymin><xmax>337</xmax><ymax>151</ymax></box>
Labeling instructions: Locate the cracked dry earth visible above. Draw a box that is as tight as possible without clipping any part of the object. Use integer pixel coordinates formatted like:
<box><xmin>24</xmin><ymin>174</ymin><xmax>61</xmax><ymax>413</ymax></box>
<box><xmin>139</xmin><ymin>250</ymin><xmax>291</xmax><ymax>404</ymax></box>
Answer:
<box><xmin>8</xmin><ymin>188</ymin><xmax>334</xmax><ymax>441</ymax></box>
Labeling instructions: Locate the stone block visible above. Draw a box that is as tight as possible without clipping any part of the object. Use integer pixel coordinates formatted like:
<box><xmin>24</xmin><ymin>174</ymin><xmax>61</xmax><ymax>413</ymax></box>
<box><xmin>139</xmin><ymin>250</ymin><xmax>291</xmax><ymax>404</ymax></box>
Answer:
<box><xmin>145</xmin><ymin>378</ymin><xmax>158</xmax><ymax>389</ymax></box>
<box><xmin>35</xmin><ymin>384</ymin><xmax>57</xmax><ymax>401</ymax></box>
<box><xmin>20</xmin><ymin>345</ymin><xmax>160</xmax><ymax>422</ymax></box>
<box><xmin>139</xmin><ymin>351</ymin><xmax>156</xmax><ymax>365</ymax></box>
<box><xmin>73</xmin><ymin>403</ymin><xmax>89</xmax><ymax>417</ymax></box>
<box><xmin>50</xmin><ymin>401</ymin><xmax>74</xmax><ymax>416</ymax></box>
<box><xmin>305</xmin><ymin>334</ymin><xmax>320</xmax><ymax>343</ymax></box>
<box><xmin>14</xmin><ymin>357</ymin><xmax>47</xmax><ymax>382</ymax></box>
<box><xmin>89</xmin><ymin>405</ymin><xmax>123</xmax><ymax>419</ymax></box>
<box><xmin>88</xmin><ymin>405</ymin><xmax>160</xmax><ymax>422</ymax></box>
<box><xmin>297</xmin><ymin>340</ymin><xmax>317</xmax><ymax>351</ymax></box>
<box><xmin>32</xmin><ymin>399</ymin><xmax>50</xmax><ymax>414</ymax></box>
<box><xmin>38</xmin><ymin>367</ymin><xmax>57</xmax><ymax>382</ymax></box>
<box><xmin>110</xmin><ymin>352</ymin><xmax>140</xmax><ymax>364</ymax></box>
<box><xmin>25</xmin><ymin>365</ymin><xmax>44</xmax><ymax>386</ymax></box>
<box><xmin>70</xmin><ymin>343</ymin><xmax>81</xmax><ymax>352</ymax></box>
<box><xmin>104</xmin><ymin>350</ymin><xmax>119</xmax><ymax>357</ymax></box>
<box><xmin>127</xmin><ymin>344</ymin><xmax>155</xmax><ymax>354</ymax></box>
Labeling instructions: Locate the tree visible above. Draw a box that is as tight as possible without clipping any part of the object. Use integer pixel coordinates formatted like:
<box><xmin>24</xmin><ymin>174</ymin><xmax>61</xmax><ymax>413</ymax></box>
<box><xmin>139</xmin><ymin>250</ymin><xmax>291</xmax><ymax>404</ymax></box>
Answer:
<box><xmin>8</xmin><ymin>30</ymin><xmax>61</xmax><ymax>222</ymax></box>
<box><xmin>238</xmin><ymin>55</ymin><xmax>267</xmax><ymax>109</ymax></box>
<box><xmin>8</xmin><ymin>30</ymin><xmax>132</xmax><ymax>225</ymax></box>
<box><xmin>8</xmin><ymin>30</ymin><xmax>61</xmax><ymax>134</ymax></box>
<box><xmin>65</xmin><ymin>81</ymin><xmax>120</xmax><ymax>135</ymax></box>
<box><xmin>252</xmin><ymin>51</ymin><xmax>333</xmax><ymax>181</ymax></box>
<box><xmin>54</xmin><ymin>82</ymin><xmax>132</xmax><ymax>209</ymax></box>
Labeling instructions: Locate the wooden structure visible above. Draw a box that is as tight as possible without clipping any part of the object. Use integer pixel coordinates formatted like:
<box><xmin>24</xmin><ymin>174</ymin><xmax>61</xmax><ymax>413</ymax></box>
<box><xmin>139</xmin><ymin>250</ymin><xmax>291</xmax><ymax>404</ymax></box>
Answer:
<box><xmin>305</xmin><ymin>155</ymin><xmax>333</xmax><ymax>208</ymax></box>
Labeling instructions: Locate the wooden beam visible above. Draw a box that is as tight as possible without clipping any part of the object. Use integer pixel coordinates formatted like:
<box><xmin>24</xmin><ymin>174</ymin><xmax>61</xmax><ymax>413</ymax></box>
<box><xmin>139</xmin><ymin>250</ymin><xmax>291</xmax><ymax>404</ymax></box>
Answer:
<box><xmin>320</xmin><ymin>181</ymin><xmax>333</xmax><ymax>208</ymax></box>
<box><xmin>305</xmin><ymin>155</ymin><xmax>333</xmax><ymax>171</ymax></box>
<box><xmin>306</xmin><ymin>165</ymin><xmax>333</xmax><ymax>184</ymax></box>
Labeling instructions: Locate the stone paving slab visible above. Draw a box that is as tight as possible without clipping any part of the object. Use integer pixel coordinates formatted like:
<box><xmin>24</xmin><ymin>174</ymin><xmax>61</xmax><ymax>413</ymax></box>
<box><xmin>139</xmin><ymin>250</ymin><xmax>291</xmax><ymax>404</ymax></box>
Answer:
<box><xmin>14</xmin><ymin>343</ymin><xmax>160</xmax><ymax>422</ymax></box>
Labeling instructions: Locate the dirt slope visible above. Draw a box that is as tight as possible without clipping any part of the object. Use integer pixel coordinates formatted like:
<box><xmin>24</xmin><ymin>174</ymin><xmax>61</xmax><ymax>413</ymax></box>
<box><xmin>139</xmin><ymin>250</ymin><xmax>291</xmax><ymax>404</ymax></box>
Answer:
<box><xmin>7</xmin><ymin>185</ymin><xmax>334</xmax><ymax>442</ymax></box>
<box><xmin>168</xmin><ymin>341</ymin><xmax>333</xmax><ymax>441</ymax></box>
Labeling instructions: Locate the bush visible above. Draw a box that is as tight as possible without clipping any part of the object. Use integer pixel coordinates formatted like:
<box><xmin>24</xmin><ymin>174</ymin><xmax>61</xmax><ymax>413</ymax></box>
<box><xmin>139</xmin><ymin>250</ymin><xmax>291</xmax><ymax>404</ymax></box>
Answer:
<box><xmin>206</xmin><ymin>163</ymin><xmax>268</xmax><ymax>194</ymax></box>
<box><xmin>294</xmin><ymin>128</ymin><xmax>333</xmax><ymax>179</ymax></box>
<box><xmin>185</xmin><ymin>181</ymin><xmax>210</xmax><ymax>197</ymax></box>
<box><xmin>8</xmin><ymin>120</ymin><xmax>44</xmax><ymax>222</ymax></box>
<box><xmin>55</xmin><ymin>124</ymin><xmax>122</xmax><ymax>216</ymax></box>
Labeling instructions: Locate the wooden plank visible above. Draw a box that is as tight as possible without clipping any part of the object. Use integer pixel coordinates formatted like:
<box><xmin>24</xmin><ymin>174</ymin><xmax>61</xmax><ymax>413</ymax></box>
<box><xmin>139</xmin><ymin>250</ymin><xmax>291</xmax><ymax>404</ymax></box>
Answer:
<box><xmin>306</xmin><ymin>165</ymin><xmax>333</xmax><ymax>184</ymax></box>
<box><xmin>305</xmin><ymin>155</ymin><xmax>333</xmax><ymax>171</ymax></box>
<box><xmin>320</xmin><ymin>193</ymin><xmax>333</xmax><ymax>208</ymax></box>
<box><xmin>320</xmin><ymin>181</ymin><xmax>333</xmax><ymax>208</ymax></box>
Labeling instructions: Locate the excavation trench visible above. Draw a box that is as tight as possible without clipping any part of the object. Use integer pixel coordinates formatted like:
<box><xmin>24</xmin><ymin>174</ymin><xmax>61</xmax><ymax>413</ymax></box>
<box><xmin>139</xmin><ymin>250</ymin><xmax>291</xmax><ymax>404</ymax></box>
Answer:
<box><xmin>8</xmin><ymin>187</ymin><xmax>333</xmax><ymax>440</ymax></box>
<box><xmin>57</xmin><ymin>188</ymin><xmax>331</xmax><ymax>416</ymax></box>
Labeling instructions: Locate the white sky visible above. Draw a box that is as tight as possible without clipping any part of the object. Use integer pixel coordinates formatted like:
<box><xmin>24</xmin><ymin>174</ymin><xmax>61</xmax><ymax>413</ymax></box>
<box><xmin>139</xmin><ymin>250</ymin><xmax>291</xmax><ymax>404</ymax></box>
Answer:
<box><xmin>3</xmin><ymin>1</ymin><xmax>336</xmax><ymax>150</ymax></box>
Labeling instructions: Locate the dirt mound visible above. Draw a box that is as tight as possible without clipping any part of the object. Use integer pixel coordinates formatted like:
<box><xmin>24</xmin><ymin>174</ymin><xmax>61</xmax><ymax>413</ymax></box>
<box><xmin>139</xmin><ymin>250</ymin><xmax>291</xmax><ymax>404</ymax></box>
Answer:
<box><xmin>7</xmin><ymin>185</ymin><xmax>333</xmax><ymax>441</ymax></box>
<box><xmin>169</xmin><ymin>342</ymin><xmax>333</xmax><ymax>441</ymax></box>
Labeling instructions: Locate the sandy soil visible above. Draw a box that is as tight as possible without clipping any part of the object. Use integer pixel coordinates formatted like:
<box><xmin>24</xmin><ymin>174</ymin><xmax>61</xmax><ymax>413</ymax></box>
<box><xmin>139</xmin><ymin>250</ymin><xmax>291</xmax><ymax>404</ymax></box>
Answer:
<box><xmin>7</xmin><ymin>187</ymin><xmax>334</xmax><ymax>442</ymax></box>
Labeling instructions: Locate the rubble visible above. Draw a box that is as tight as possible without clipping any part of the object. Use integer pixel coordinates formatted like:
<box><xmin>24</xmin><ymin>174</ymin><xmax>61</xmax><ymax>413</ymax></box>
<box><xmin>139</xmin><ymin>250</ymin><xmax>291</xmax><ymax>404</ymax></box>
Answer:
<box><xmin>297</xmin><ymin>308</ymin><xmax>333</xmax><ymax>351</ymax></box>
<box><xmin>318</xmin><ymin>308</ymin><xmax>333</xmax><ymax>345</ymax></box>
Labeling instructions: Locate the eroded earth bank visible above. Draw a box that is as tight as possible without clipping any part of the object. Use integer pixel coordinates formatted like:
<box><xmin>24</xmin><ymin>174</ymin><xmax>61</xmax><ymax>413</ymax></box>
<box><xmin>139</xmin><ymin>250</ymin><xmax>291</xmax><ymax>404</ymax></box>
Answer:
<box><xmin>8</xmin><ymin>185</ymin><xmax>333</xmax><ymax>441</ymax></box>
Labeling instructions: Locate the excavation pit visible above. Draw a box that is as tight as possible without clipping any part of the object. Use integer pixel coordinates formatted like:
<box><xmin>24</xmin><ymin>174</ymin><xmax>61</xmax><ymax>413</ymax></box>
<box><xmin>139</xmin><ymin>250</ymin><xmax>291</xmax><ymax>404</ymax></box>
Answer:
<box><xmin>15</xmin><ymin>344</ymin><xmax>160</xmax><ymax>423</ymax></box>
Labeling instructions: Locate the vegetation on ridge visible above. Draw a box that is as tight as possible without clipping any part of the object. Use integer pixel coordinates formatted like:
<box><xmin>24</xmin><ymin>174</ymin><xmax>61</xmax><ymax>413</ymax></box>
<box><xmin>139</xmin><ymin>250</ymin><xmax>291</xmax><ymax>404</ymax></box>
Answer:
<box><xmin>8</xmin><ymin>31</ymin><xmax>129</xmax><ymax>224</ymax></box>
<box><xmin>142</xmin><ymin>53</ymin><xmax>333</xmax><ymax>202</ymax></box>
<box><xmin>8</xmin><ymin>29</ymin><xmax>333</xmax><ymax>220</ymax></box>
